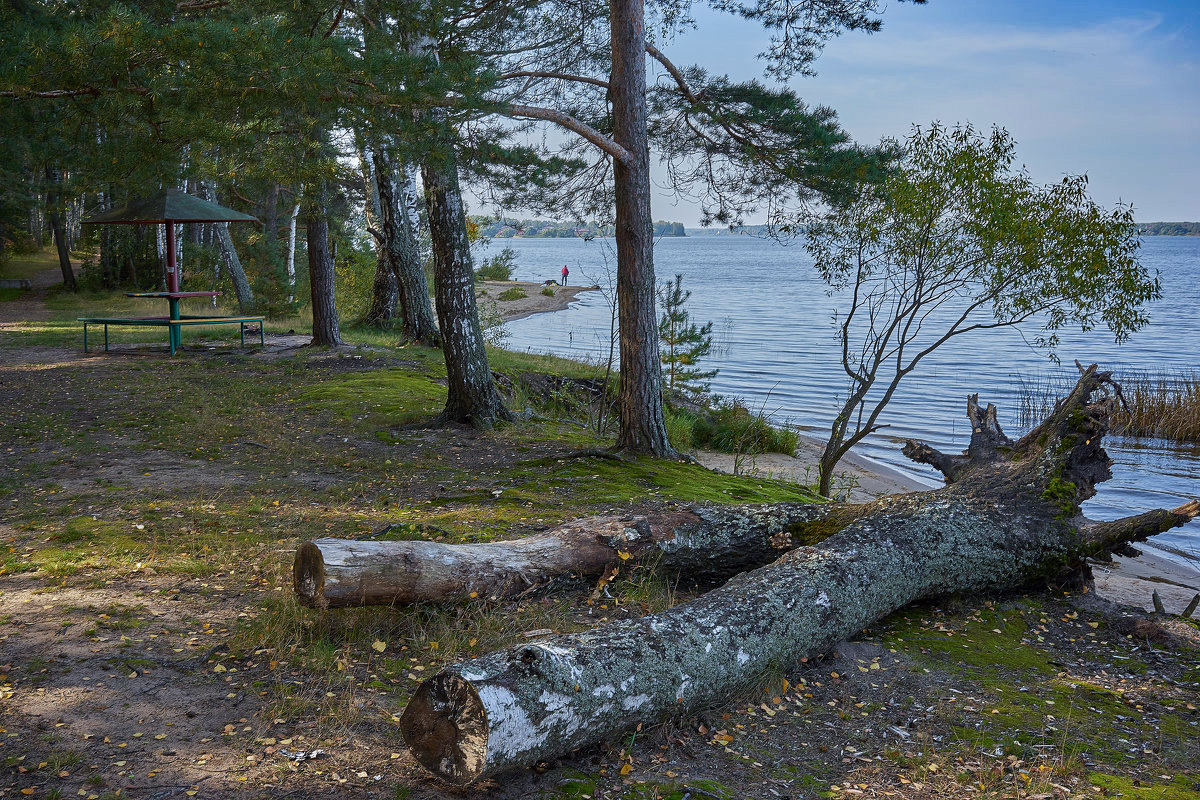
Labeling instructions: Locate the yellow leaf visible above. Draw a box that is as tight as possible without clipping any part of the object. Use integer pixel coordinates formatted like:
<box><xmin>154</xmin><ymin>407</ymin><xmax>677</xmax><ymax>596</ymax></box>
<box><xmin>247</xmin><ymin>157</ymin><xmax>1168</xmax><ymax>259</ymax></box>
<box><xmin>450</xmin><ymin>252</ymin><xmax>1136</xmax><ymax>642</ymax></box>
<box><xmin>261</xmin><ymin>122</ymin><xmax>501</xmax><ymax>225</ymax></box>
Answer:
<box><xmin>212</xmin><ymin>664</ymin><xmax>227</xmax><ymax>674</ymax></box>
<box><xmin>619</xmin><ymin>762</ymin><xmax>633</xmax><ymax>775</ymax></box>
<box><xmin>617</xmin><ymin>551</ymin><xmax>632</xmax><ymax>560</ymax></box>
<box><xmin>371</xmin><ymin>641</ymin><xmax>386</xmax><ymax>653</ymax></box>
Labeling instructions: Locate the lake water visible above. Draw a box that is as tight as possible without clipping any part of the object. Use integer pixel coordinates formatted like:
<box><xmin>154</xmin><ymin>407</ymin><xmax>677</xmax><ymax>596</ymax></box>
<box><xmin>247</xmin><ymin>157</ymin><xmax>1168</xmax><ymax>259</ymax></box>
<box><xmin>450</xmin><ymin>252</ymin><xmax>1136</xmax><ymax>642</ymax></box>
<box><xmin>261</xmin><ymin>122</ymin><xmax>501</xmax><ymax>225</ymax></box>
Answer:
<box><xmin>491</xmin><ymin>234</ymin><xmax>1200</xmax><ymax>568</ymax></box>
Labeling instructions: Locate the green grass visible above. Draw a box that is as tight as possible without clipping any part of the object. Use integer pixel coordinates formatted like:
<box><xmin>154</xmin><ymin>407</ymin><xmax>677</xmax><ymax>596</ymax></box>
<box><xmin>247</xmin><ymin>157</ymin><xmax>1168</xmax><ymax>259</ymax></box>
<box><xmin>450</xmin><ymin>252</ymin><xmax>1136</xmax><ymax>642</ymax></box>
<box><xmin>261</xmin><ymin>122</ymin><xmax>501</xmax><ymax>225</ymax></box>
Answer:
<box><xmin>1</xmin><ymin>247</ymin><xmax>60</xmax><ymax>280</ymax></box>
<box><xmin>497</xmin><ymin>286</ymin><xmax>527</xmax><ymax>301</ymax></box>
<box><xmin>1086</xmin><ymin>773</ymin><xmax>1200</xmax><ymax>799</ymax></box>
<box><xmin>293</xmin><ymin>369</ymin><xmax>446</xmax><ymax>428</ymax></box>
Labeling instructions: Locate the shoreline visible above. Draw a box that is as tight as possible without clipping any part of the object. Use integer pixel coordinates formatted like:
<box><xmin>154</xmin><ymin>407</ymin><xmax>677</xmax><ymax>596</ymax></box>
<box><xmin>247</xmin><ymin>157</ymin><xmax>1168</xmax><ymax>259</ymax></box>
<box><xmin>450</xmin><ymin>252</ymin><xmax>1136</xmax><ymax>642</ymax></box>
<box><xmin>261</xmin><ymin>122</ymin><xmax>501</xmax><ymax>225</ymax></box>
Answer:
<box><xmin>696</xmin><ymin>434</ymin><xmax>1200</xmax><ymax>616</ymax></box>
<box><xmin>507</xmin><ymin>294</ymin><xmax>1198</xmax><ymax>615</ymax></box>
<box><xmin>481</xmin><ymin>280</ymin><xmax>599</xmax><ymax>322</ymax></box>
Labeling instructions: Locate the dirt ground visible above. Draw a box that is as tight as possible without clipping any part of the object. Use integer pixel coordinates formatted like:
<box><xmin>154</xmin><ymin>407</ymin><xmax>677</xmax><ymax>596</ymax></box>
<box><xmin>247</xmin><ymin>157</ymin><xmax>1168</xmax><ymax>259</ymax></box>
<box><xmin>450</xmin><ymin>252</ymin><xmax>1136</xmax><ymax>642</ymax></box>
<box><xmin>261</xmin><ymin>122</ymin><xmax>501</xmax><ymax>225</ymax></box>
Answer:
<box><xmin>1</xmin><ymin>274</ymin><xmax>1198</xmax><ymax>800</ymax></box>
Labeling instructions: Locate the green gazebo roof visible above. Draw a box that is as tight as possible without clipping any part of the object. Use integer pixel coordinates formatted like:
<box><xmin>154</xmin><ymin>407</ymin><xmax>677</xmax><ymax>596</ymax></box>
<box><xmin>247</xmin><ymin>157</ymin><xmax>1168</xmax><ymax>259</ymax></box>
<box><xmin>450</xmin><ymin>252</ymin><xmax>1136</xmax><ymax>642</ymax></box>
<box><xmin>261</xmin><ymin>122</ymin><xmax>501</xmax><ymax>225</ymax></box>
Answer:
<box><xmin>83</xmin><ymin>188</ymin><xmax>258</xmax><ymax>225</ymax></box>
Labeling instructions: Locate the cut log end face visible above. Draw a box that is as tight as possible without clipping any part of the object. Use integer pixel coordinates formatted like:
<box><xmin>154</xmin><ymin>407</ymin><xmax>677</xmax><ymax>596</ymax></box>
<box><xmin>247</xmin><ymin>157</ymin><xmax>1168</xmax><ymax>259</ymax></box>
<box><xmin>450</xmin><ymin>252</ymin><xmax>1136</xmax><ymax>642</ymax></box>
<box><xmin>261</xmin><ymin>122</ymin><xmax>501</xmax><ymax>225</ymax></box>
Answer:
<box><xmin>400</xmin><ymin>672</ymin><xmax>488</xmax><ymax>784</ymax></box>
<box><xmin>293</xmin><ymin>542</ymin><xmax>327</xmax><ymax>609</ymax></box>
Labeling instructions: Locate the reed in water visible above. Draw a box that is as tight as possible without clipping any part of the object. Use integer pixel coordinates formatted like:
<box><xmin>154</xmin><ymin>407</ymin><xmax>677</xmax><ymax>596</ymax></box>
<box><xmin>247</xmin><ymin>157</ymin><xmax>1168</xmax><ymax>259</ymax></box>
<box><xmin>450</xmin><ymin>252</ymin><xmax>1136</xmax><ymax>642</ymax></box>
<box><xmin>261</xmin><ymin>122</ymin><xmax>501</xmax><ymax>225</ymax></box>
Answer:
<box><xmin>1016</xmin><ymin>371</ymin><xmax>1200</xmax><ymax>442</ymax></box>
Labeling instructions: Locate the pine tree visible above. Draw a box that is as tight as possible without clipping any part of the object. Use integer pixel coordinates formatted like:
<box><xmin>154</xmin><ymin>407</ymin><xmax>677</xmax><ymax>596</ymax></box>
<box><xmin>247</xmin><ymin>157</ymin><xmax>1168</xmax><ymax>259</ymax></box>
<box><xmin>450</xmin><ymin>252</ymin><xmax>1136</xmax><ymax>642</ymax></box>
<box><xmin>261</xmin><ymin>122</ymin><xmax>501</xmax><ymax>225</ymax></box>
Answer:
<box><xmin>658</xmin><ymin>273</ymin><xmax>717</xmax><ymax>401</ymax></box>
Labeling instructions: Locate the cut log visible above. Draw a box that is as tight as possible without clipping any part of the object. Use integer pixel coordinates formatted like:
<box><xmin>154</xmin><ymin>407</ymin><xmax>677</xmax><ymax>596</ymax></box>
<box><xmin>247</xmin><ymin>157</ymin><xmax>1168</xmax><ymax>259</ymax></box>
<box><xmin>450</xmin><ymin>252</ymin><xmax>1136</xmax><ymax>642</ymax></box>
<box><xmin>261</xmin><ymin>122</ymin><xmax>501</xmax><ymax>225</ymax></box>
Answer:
<box><xmin>400</xmin><ymin>365</ymin><xmax>1199</xmax><ymax>784</ymax></box>
<box><xmin>294</xmin><ymin>502</ymin><xmax>864</xmax><ymax>608</ymax></box>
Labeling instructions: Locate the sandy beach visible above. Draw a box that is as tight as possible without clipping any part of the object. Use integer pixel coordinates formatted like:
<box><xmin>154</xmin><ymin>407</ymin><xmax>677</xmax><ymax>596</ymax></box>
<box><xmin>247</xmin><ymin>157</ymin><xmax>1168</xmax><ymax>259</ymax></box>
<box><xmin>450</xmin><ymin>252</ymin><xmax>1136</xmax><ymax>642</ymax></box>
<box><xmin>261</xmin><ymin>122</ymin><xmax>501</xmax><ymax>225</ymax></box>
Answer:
<box><xmin>697</xmin><ymin>434</ymin><xmax>1200</xmax><ymax>615</ymax></box>
<box><xmin>481</xmin><ymin>279</ymin><xmax>599</xmax><ymax>322</ymax></box>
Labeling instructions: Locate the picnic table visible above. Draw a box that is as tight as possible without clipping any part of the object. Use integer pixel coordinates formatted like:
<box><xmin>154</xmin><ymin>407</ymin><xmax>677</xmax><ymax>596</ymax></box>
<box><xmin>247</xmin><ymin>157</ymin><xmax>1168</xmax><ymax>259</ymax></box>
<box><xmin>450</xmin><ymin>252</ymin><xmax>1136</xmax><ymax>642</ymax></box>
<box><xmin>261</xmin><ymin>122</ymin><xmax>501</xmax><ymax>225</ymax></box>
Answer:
<box><xmin>79</xmin><ymin>291</ymin><xmax>265</xmax><ymax>355</ymax></box>
<box><xmin>79</xmin><ymin>189</ymin><xmax>263</xmax><ymax>355</ymax></box>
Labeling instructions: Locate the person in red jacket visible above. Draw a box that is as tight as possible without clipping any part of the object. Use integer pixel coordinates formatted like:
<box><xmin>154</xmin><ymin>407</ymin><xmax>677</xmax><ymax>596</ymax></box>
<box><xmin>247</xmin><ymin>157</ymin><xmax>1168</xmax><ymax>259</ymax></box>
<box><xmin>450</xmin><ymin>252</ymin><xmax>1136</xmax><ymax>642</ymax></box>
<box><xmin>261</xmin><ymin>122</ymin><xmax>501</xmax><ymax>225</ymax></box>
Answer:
<box><xmin>561</xmin><ymin>264</ymin><xmax>569</xmax><ymax>286</ymax></box>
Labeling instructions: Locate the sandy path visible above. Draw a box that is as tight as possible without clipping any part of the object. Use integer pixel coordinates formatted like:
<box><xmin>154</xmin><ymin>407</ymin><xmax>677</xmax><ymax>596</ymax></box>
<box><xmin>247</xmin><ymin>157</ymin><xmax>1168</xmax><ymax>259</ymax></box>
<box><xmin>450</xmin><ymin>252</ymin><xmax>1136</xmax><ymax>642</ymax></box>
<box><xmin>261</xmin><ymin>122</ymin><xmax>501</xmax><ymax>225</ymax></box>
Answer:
<box><xmin>0</xmin><ymin>266</ymin><xmax>60</xmax><ymax>326</ymax></box>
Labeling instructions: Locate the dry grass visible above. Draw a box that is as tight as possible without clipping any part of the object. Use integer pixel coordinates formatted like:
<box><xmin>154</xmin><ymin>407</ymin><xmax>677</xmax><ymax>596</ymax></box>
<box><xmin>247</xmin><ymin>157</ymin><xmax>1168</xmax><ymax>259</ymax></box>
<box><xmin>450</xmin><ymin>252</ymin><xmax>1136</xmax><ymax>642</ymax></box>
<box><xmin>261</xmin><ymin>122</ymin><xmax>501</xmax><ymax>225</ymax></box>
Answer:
<box><xmin>1015</xmin><ymin>370</ymin><xmax>1200</xmax><ymax>442</ymax></box>
<box><xmin>1115</xmin><ymin>371</ymin><xmax>1200</xmax><ymax>442</ymax></box>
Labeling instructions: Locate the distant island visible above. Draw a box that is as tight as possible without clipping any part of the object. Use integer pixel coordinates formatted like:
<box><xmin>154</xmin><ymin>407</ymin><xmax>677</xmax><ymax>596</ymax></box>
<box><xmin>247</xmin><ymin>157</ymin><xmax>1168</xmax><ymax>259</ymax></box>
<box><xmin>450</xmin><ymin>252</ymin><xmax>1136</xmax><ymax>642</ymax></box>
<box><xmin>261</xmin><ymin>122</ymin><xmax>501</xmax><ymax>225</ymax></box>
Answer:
<box><xmin>475</xmin><ymin>217</ymin><xmax>687</xmax><ymax>238</ymax></box>
<box><xmin>1137</xmin><ymin>222</ymin><xmax>1200</xmax><ymax>236</ymax></box>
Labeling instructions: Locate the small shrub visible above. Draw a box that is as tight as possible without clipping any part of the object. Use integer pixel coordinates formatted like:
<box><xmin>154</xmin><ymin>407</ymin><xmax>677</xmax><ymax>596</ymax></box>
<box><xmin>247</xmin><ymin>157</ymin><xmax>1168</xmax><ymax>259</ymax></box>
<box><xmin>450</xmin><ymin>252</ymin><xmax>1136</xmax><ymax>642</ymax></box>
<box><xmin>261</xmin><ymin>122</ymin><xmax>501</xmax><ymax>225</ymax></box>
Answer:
<box><xmin>668</xmin><ymin>400</ymin><xmax>797</xmax><ymax>456</ymax></box>
<box><xmin>497</xmin><ymin>286</ymin><xmax>527</xmax><ymax>301</ymax></box>
<box><xmin>475</xmin><ymin>247</ymin><xmax>517</xmax><ymax>281</ymax></box>
<box><xmin>541</xmin><ymin>286</ymin><xmax>555</xmax><ymax>297</ymax></box>
<box><xmin>665</xmin><ymin>410</ymin><xmax>695</xmax><ymax>451</ymax></box>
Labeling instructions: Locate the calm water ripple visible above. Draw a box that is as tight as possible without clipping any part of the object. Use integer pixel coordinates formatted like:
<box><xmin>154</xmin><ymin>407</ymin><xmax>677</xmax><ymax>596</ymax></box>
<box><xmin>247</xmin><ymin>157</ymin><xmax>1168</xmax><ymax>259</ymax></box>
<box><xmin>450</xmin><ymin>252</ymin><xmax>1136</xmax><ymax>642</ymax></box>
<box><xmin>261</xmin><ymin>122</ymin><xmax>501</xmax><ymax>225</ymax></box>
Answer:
<box><xmin>493</xmin><ymin>235</ymin><xmax>1200</xmax><ymax>567</ymax></box>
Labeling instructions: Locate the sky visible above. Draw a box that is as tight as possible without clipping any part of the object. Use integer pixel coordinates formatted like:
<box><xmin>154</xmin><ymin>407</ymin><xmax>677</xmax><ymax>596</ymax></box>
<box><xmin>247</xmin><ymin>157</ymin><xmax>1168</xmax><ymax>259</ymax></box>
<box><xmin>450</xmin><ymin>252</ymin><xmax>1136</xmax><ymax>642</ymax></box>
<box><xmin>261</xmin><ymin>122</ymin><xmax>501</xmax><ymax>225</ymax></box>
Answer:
<box><xmin>645</xmin><ymin>0</ymin><xmax>1200</xmax><ymax>225</ymax></box>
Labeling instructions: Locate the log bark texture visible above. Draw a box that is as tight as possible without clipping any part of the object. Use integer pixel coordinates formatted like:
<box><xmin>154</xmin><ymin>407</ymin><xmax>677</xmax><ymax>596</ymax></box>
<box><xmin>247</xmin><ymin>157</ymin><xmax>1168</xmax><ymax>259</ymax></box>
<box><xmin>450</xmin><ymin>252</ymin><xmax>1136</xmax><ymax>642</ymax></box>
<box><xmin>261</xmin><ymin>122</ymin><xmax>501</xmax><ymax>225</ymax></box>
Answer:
<box><xmin>399</xmin><ymin>366</ymin><xmax>1198</xmax><ymax>784</ymax></box>
<box><xmin>294</xmin><ymin>502</ymin><xmax>856</xmax><ymax>608</ymax></box>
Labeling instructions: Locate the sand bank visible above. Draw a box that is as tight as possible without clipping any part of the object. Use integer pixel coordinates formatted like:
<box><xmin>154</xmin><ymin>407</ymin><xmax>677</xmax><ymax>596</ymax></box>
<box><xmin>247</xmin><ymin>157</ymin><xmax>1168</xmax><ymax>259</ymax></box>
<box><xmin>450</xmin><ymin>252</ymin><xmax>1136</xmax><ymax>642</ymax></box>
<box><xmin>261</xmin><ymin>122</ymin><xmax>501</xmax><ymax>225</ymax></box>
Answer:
<box><xmin>481</xmin><ymin>280</ymin><xmax>599</xmax><ymax>322</ymax></box>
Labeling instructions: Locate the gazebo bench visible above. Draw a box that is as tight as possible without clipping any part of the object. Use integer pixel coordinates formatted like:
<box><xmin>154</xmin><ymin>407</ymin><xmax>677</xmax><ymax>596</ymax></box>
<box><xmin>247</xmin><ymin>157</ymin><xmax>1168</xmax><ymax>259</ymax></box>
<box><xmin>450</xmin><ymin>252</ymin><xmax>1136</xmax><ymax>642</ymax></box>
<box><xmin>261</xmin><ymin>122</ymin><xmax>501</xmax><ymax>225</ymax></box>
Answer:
<box><xmin>79</xmin><ymin>315</ymin><xmax>265</xmax><ymax>355</ymax></box>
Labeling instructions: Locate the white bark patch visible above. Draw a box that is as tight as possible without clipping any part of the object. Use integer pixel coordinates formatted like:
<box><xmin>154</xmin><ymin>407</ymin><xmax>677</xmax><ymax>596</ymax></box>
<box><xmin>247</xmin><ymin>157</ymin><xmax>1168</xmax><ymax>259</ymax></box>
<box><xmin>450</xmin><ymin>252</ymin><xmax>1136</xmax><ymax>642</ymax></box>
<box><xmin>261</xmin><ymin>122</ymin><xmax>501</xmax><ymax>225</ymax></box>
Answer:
<box><xmin>476</xmin><ymin>685</ymin><xmax>542</xmax><ymax>755</ymax></box>
<box><xmin>622</xmin><ymin>694</ymin><xmax>652</xmax><ymax>711</ymax></box>
<box><xmin>815</xmin><ymin>591</ymin><xmax>831</xmax><ymax>608</ymax></box>
<box><xmin>592</xmin><ymin>684</ymin><xmax>616</xmax><ymax>698</ymax></box>
<box><xmin>736</xmin><ymin>649</ymin><xmax>751</xmax><ymax>666</ymax></box>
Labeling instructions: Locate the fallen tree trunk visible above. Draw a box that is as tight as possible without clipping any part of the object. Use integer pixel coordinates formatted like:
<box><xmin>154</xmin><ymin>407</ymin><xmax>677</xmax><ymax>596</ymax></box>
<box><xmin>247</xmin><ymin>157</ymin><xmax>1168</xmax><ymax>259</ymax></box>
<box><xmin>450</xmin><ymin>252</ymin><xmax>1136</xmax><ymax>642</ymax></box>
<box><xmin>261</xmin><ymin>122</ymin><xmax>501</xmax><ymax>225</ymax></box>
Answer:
<box><xmin>293</xmin><ymin>501</ymin><xmax>866</xmax><ymax>608</ymax></box>
<box><xmin>399</xmin><ymin>365</ymin><xmax>1199</xmax><ymax>784</ymax></box>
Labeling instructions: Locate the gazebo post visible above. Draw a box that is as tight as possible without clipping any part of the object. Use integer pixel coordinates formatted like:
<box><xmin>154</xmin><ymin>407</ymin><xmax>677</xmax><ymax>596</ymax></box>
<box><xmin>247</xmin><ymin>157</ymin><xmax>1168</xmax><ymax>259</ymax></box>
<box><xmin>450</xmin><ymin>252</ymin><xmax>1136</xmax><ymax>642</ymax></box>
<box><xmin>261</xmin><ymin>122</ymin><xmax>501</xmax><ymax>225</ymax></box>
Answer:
<box><xmin>165</xmin><ymin>220</ymin><xmax>179</xmax><ymax>293</ymax></box>
<box><xmin>165</xmin><ymin>221</ymin><xmax>180</xmax><ymax>350</ymax></box>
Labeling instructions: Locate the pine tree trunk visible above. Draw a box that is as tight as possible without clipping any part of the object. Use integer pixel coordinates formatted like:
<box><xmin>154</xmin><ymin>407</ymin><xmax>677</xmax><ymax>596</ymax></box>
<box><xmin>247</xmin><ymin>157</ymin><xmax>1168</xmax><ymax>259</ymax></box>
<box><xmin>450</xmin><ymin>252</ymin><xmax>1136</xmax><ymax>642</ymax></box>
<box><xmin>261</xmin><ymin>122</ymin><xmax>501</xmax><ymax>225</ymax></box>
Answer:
<box><xmin>610</xmin><ymin>0</ymin><xmax>674</xmax><ymax>457</ymax></box>
<box><xmin>44</xmin><ymin>167</ymin><xmax>76</xmax><ymax>292</ymax></box>
<box><xmin>422</xmin><ymin>151</ymin><xmax>511</xmax><ymax>428</ymax></box>
<box><xmin>399</xmin><ymin>366</ymin><xmax>1199</xmax><ymax>784</ymax></box>
<box><xmin>306</xmin><ymin>184</ymin><xmax>343</xmax><ymax>347</ymax></box>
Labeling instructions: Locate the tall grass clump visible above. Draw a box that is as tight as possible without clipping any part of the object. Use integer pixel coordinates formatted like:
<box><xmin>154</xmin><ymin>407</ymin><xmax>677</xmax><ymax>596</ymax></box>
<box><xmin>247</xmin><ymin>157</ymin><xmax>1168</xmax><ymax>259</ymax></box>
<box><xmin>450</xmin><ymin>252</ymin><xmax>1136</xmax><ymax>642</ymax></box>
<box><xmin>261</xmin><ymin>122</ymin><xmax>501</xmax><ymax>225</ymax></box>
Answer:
<box><xmin>1015</xmin><ymin>370</ymin><xmax>1200</xmax><ymax>442</ymax></box>
<box><xmin>1114</xmin><ymin>371</ymin><xmax>1200</xmax><ymax>442</ymax></box>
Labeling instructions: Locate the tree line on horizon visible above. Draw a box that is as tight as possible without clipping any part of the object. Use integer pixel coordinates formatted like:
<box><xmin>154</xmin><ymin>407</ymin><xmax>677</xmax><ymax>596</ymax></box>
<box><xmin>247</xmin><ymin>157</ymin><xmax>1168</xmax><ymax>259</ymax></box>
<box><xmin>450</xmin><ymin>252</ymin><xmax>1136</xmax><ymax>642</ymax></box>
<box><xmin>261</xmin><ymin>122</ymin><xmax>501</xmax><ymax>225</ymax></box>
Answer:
<box><xmin>1137</xmin><ymin>222</ymin><xmax>1200</xmax><ymax>236</ymax></box>
<box><xmin>475</xmin><ymin>217</ymin><xmax>685</xmax><ymax>238</ymax></box>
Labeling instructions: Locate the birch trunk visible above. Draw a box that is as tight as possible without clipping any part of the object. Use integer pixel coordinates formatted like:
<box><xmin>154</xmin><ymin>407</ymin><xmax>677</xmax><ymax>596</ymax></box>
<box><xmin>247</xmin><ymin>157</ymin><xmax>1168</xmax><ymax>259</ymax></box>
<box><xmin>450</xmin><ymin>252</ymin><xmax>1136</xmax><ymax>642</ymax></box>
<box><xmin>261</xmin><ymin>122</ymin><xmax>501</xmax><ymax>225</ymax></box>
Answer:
<box><xmin>393</xmin><ymin>160</ymin><xmax>439</xmax><ymax>346</ymax></box>
<box><xmin>286</xmin><ymin>198</ymin><xmax>301</xmax><ymax>304</ymax></box>
<box><xmin>214</xmin><ymin>222</ymin><xmax>255</xmax><ymax>310</ymax></box>
<box><xmin>423</xmin><ymin>154</ymin><xmax>512</xmax><ymax>427</ymax></box>
<box><xmin>400</xmin><ymin>366</ymin><xmax>1199</xmax><ymax>784</ymax></box>
<box><xmin>293</xmin><ymin>502</ymin><xmax>856</xmax><ymax>608</ymax></box>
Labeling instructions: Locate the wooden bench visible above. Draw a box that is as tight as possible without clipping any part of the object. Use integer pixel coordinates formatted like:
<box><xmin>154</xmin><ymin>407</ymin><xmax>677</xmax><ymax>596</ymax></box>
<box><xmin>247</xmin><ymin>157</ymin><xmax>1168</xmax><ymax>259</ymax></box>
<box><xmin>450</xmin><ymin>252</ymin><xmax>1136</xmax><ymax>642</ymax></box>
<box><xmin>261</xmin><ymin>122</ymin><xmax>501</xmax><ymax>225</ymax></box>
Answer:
<box><xmin>79</xmin><ymin>315</ymin><xmax>265</xmax><ymax>355</ymax></box>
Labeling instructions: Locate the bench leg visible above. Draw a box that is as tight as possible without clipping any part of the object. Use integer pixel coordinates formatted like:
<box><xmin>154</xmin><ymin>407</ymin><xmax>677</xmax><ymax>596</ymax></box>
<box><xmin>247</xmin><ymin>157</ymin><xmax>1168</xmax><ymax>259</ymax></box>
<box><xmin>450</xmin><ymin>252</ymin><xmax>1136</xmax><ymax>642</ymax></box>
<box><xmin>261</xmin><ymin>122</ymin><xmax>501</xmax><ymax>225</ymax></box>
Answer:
<box><xmin>260</xmin><ymin>324</ymin><xmax>265</xmax><ymax>348</ymax></box>
<box><xmin>104</xmin><ymin>324</ymin><xmax>109</xmax><ymax>353</ymax></box>
<box><xmin>83</xmin><ymin>324</ymin><xmax>89</xmax><ymax>353</ymax></box>
<box><xmin>240</xmin><ymin>323</ymin><xmax>246</xmax><ymax>349</ymax></box>
<box><xmin>169</xmin><ymin>324</ymin><xmax>176</xmax><ymax>356</ymax></box>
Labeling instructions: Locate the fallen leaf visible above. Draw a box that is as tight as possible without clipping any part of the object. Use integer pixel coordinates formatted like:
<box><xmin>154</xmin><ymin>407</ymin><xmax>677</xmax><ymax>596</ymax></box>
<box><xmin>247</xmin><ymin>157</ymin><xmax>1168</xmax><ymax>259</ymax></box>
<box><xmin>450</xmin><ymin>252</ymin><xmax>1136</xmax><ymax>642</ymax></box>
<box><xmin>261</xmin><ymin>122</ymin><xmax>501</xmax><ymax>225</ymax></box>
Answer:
<box><xmin>371</xmin><ymin>641</ymin><xmax>386</xmax><ymax>653</ymax></box>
